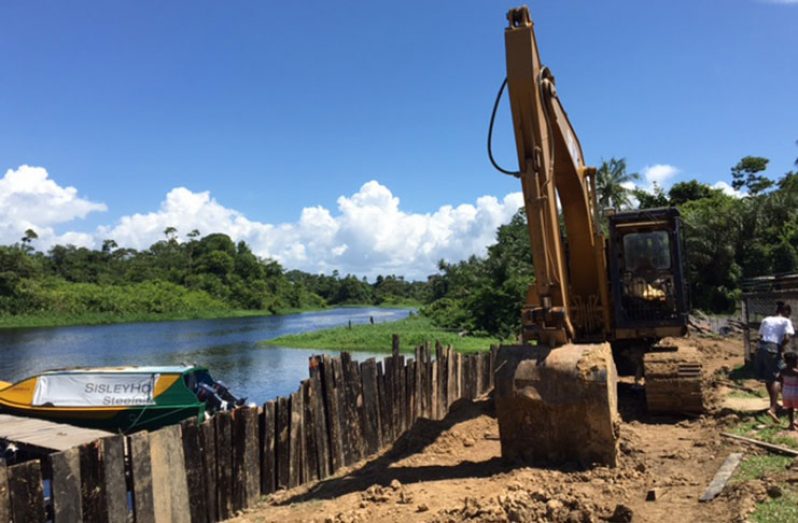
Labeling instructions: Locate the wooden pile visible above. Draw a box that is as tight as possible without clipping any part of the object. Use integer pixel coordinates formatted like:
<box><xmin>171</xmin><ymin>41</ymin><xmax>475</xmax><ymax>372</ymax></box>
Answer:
<box><xmin>0</xmin><ymin>338</ymin><xmax>496</xmax><ymax>523</ymax></box>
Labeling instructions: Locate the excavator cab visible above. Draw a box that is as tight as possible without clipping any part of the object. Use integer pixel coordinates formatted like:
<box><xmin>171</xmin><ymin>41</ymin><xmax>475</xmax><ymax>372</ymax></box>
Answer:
<box><xmin>608</xmin><ymin>208</ymin><xmax>689</xmax><ymax>339</ymax></box>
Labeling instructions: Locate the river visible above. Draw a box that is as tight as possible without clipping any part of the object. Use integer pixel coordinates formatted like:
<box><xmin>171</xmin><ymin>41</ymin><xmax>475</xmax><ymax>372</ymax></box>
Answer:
<box><xmin>0</xmin><ymin>307</ymin><xmax>411</xmax><ymax>403</ymax></box>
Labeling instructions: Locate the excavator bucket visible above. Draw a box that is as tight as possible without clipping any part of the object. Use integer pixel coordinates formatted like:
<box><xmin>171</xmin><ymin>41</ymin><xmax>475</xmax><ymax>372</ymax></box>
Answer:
<box><xmin>494</xmin><ymin>343</ymin><xmax>619</xmax><ymax>467</ymax></box>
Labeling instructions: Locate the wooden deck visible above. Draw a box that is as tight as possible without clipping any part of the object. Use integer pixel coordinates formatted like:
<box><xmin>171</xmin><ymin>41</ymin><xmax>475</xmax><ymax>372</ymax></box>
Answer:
<box><xmin>0</xmin><ymin>414</ymin><xmax>111</xmax><ymax>453</ymax></box>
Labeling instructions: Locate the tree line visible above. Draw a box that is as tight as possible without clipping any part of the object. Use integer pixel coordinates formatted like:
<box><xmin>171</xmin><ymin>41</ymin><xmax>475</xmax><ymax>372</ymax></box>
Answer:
<box><xmin>2</xmin><ymin>148</ymin><xmax>796</xmax><ymax>336</ymax></box>
<box><xmin>0</xmin><ymin>229</ymin><xmax>426</xmax><ymax>319</ymax></box>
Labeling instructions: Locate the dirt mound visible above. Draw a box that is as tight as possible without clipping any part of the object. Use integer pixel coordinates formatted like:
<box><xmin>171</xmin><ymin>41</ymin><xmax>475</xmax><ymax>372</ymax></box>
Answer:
<box><xmin>231</xmin><ymin>336</ymin><xmax>750</xmax><ymax>523</ymax></box>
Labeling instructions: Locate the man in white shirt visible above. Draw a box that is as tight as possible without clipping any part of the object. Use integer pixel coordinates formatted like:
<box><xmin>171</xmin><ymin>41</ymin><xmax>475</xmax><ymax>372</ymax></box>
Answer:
<box><xmin>757</xmin><ymin>303</ymin><xmax>795</xmax><ymax>421</ymax></box>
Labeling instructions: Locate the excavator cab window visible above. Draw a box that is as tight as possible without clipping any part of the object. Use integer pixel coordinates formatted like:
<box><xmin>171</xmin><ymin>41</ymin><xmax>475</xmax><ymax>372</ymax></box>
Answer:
<box><xmin>608</xmin><ymin>208</ymin><xmax>689</xmax><ymax>330</ymax></box>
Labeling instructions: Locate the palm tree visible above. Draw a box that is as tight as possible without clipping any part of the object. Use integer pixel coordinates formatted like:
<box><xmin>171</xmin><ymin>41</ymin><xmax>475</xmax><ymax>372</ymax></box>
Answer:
<box><xmin>596</xmin><ymin>158</ymin><xmax>640</xmax><ymax>210</ymax></box>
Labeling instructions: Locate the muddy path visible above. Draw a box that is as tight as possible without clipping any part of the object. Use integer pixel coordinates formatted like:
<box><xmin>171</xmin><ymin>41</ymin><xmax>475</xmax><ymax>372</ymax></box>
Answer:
<box><xmin>231</xmin><ymin>336</ymin><xmax>783</xmax><ymax>522</ymax></box>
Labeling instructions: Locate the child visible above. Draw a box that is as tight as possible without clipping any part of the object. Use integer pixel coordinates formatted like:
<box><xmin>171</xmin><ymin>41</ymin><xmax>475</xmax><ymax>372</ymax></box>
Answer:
<box><xmin>779</xmin><ymin>351</ymin><xmax>798</xmax><ymax>430</ymax></box>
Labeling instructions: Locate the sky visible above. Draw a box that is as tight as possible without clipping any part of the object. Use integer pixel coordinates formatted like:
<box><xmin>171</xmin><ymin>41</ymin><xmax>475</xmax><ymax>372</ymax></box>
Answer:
<box><xmin>1</xmin><ymin>0</ymin><xmax>796</xmax><ymax>279</ymax></box>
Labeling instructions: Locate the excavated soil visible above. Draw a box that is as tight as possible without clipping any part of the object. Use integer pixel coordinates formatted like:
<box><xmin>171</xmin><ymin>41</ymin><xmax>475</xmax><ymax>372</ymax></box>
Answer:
<box><xmin>231</xmin><ymin>336</ymin><xmax>780</xmax><ymax>523</ymax></box>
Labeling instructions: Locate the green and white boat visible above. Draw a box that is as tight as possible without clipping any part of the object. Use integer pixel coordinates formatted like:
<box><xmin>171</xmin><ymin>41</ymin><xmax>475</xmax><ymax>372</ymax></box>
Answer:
<box><xmin>0</xmin><ymin>365</ymin><xmax>242</xmax><ymax>433</ymax></box>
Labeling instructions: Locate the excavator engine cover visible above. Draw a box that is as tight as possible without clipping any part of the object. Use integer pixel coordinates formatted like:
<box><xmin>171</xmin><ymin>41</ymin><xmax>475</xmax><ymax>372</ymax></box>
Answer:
<box><xmin>494</xmin><ymin>343</ymin><xmax>619</xmax><ymax>466</ymax></box>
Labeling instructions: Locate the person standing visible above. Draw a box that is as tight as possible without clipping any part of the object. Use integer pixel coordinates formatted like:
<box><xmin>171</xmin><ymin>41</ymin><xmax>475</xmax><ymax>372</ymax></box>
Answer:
<box><xmin>756</xmin><ymin>303</ymin><xmax>795</xmax><ymax>421</ymax></box>
<box><xmin>778</xmin><ymin>351</ymin><xmax>798</xmax><ymax>430</ymax></box>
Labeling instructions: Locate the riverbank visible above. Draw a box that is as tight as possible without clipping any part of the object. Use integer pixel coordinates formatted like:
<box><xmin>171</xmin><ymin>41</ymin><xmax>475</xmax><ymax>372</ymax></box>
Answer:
<box><xmin>262</xmin><ymin>315</ymin><xmax>503</xmax><ymax>353</ymax></box>
<box><xmin>0</xmin><ymin>302</ymin><xmax>421</xmax><ymax>330</ymax></box>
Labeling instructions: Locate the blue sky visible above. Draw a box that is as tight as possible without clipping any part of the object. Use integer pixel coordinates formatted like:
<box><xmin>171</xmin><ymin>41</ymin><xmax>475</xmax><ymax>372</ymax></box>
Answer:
<box><xmin>1</xmin><ymin>1</ymin><xmax>796</xmax><ymax>278</ymax></box>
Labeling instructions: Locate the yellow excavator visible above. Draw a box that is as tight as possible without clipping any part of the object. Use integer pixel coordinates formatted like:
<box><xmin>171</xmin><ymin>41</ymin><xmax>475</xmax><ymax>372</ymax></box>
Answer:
<box><xmin>491</xmin><ymin>6</ymin><xmax>703</xmax><ymax>467</ymax></box>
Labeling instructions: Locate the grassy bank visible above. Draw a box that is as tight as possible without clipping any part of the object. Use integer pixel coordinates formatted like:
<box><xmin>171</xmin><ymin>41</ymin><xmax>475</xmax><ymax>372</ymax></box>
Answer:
<box><xmin>262</xmin><ymin>315</ymin><xmax>504</xmax><ymax>353</ymax></box>
<box><xmin>0</xmin><ymin>308</ymin><xmax>278</xmax><ymax>329</ymax></box>
<box><xmin>0</xmin><ymin>303</ymin><xmax>418</xmax><ymax>330</ymax></box>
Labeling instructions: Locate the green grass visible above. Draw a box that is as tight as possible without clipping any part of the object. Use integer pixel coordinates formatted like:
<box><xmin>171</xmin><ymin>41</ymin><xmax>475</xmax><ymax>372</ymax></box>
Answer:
<box><xmin>0</xmin><ymin>309</ymin><xmax>276</xmax><ymax>329</ymax></box>
<box><xmin>729</xmin><ymin>415</ymin><xmax>798</xmax><ymax>449</ymax></box>
<box><xmin>751</xmin><ymin>490</ymin><xmax>798</xmax><ymax>523</ymax></box>
<box><xmin>262</xmin><ymin>315</ymin><xmax>505</xmax><ymax>353</ymax></box>
<box><xmin>728</xmin><ymin>388</ymin><xmax>767</xmax><ymax>399</ymax></box>
<box><xmin>733</xmin><ymin>454</ymin><xmax>793</xmax><ymax>483</ymax></box>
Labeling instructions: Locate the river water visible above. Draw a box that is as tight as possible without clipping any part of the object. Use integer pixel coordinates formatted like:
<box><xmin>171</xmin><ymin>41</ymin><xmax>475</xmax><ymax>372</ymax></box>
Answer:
<box><xmin>0</xmin><ymin>307</ymin><xmax>410</xmax><ymax>404</ymax></box>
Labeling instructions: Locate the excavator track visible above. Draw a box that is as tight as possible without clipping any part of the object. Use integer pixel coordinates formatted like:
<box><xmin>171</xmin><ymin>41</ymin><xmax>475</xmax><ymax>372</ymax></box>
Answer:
<box><xmin>644</xmin><ymin>338</ymin><xmax>705</xmax><ymax>414</ymax></box>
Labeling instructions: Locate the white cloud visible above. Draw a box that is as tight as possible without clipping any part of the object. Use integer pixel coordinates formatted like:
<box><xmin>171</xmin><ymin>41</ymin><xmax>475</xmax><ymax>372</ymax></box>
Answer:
<box><xmin>640</xmin><ymin>164</ymin><xmax>680</xmax><ymax>191</ymax></box>
<box><xmin>712</xmin><ymin>181</ymin><xmax>747</xmax><ymax>198</ymax></box>
<box><xmin>95</xmin><ymin>180</ymin><xmax>524</xmax><ymax>280</ymax></box>
<box><xmin>0</xmin><ymin>165</ymin><xmax>106</xmax><ymax>247</ymax></box>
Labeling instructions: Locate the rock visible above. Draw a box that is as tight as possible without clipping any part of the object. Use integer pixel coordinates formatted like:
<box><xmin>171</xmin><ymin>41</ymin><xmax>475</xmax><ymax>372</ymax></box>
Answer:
<box><xmin>567</xmin><ymin>510</ymin><xmax>591</xmax><ymax>523</ymax></box>
<box><xmin>608</xmin><ymin>504</ymin><xmax>633</xmax><ymax>523</ymax></box>
<box><xmin>463</xmin><ymin>437</ymin><xmax>476</xmax><ymax>447</ymax></box>
<box><xmin>389</xmin><ymin>479</ymin><xmax>402</xmax><ymax>490</ymax></box>
<box><xmin>417</xmin><ymin>503</ymin><xmax>429</xmax><ymax>512</ymax></box>
<box><xmin>646</xmin><ymin>488</ymin><xmax>661</xmax><ymax>501</ymax></box>
<box><xmin>767</xmin><ymin>485</ymin><xmax>783</xmax><ymax>498</ymax></box>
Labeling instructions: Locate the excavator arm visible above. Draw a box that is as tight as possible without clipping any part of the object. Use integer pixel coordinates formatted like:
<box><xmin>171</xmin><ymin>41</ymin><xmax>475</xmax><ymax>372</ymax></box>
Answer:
<box><xmin>492</xmin><ymin>6</ymin><xmax>620</xmax><ymax>467</ymax></box>
<box><xmin>503</xmin><ymin>7</ymin><xmax>610</xmax><ymax>345</ymax></box>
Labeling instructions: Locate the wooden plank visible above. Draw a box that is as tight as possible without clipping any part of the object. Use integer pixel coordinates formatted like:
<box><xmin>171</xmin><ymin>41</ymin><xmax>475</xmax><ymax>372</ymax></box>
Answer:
<box><xmin>79</xmin><ymin>441</ymin><xmax>105</xmax><ymax>523</ymax></box>
<box><xmin>309</xmin><ymin>374</ymin><xmax>330</xmax><ymax>479</ymax></box>
<box><xmin>455</xmin><ymin>352</ymin><xmax>464</xmax><ymax>399</ymax></box>
<box><xmin>320</xmin><ymin>355</ymin><xmax>344</xmax><ymax>472</ymax></box>
<box><xmin>490</xmin><ymin>345</ymin><xmax>498</xmax><ymax>390</ymax></box>
<box><xmin>436</xmin><ymin>341</ymin><xmax>446</xmax><ymax>418</ymax></box>
<box><xmin>8</xmin><ymin>460</ymin><xmax>44</xmax><ymax>523</ymax></box>
<box><xmin>302</xmin><ymin>380</ymin><xmax>319</xmax><ymax>483</ymax></box>
<box><xmin>415</xmin><ymin>346</ymin><xmax>424</xmax><ymax>421</ymax></box>
<box><xmin>129</xmin><ymin>431</ymin><xmax>156</xmax><ymax>523</ymax></box>
<box><xmin>100</xmin><ymin>435</ymin><xmax>128</xmax><ymax>523</ymax></box>
<box><xmin>261</xmin><ymin>400</ymin><xmax>277</xmax><ymax>494</ymax></box>
<box><xmin>51</xmin><ymin>447</ymin><xmax>83</xmax><ymax>523</ymax></box>
<box><xmin>446</xmin><ymin>347</ymin><xmax>456</xmax><ymax>407</ymax></box>
<box><xmin>150</xmin><ymin>424</ymin><xmax>191</xmax><ymax>523</ymax></box>
<box><xmin>0</xmin><ymin>459</ymin><xmax>10</xmax><ymax>523</ymax></box>
<box><xmin>360</xmin><ymin>359</ymin><xmax>381</xmax><ymax>456</ymax></box>
<box><xmin>181</xmin><ymin>419</ymin><xmax>208</xmax><ymax>522</ymax></box>
<box><xmin>289</xmin><ymin>389</ymin><xmax>303</xmax><ymax>487</ymax></box>
<box><xmin>376</xmin><ymin>360</ymin><xmax>392</xmax><ymax>447</ymax></box>
<box><xmin>233</xmin><ymin>407</ymin><xmax>260</xmax><ymax>510</ymax></box>
<box><xmin>341</xmin><ymin>353</ymin><xmax>365</xmax><ymax>463</ymax></box>
<box><xmin>397</xmin><ymin>354</ymin><xmax>406</xmax><ymax>434</ymax></box>
<box><xmin>406</xmin><ymin>360</ymin><xmax>416</xmax><ymax>426</ymax></box>
<box><xmin>215</xmin><ymin>411</ymin><xmax>234</xmax><ymax>518</ymax></box>
<box><xmin>332</xmin><ymin>357</ymin><xmax>352</xmax><ymax>466</ymax></box>
<box><xmin>276</xmin><ymin>396</ymin><xmax>291</xmax><ymax>489</ymax></box>
<box><xmin>0</xmin><ymin>414</ymin><xmax>111</xmax><ymax>453</ymax></box>
<box><xmin>700</xmin><ymin>453</ymin><xmax>743</xmax><ymax>502</ymax></box>
<box><xmin>199</xmin><ymin>420</ymin><xmax>218</xmax><ymax>523</ymax></box>
<box><xmin>475</xmin><ymin>353</ymin><xmax>484</xmax><ymax>397</ymax></box>
<box><xmin>431</xmin><ymin>360</ymin><xmax>439</xmax><ymax>420</ymax></box>
<box><xmin>720</xmin><ymin>432</ymin><xmax>798</xmax><ymax>456</ymax></box>
<box><xmin>382</xmin><ymin>356</ymin><xmax>395</xmax><ymax>443</ymax></box>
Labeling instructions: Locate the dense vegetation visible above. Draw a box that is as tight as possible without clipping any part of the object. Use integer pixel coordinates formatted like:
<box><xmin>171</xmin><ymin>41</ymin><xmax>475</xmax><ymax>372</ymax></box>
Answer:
<box><xmin>3</xmin><ymin>149</ymin><xmax>796</xmax><ymax>338</ymax></box>
<box><xmin>264</xmin><ymin>315</ymin><xmax>502</xmax><ymax>353</ymax></box>
<box><xmin>0</xmin><ymin>229</ymin><xmax>425</xmax><ymax>326</ymax></box>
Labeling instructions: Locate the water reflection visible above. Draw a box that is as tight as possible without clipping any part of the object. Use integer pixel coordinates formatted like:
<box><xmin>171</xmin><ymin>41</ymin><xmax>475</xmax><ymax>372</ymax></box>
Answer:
<box><xmin>0</xmin><ymin>307</ymin><xmax>408</xmax><ymax>402</ymax></box>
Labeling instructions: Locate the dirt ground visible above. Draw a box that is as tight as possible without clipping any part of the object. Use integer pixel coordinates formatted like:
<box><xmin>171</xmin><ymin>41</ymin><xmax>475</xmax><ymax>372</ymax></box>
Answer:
<box><xmin>231</xmin><ymin>336</ymin><xmax>798</xmax><ymax>523</ymax></box>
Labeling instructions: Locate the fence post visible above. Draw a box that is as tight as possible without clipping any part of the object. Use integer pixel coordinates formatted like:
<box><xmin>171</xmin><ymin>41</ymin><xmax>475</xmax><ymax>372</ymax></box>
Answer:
<box><xmin>7</xmin><ymin>460</ymin><xmax>45</xmax><ymax>523</ymax></box>
<box><xmin>129</xmin><ymin>431</ymin><xmax>156</xmax><ymax>523</ymax></box>
<box><xmin>261</xmin><ymin>400</ymin><xmax>277</xmax><ymax>494</ymax></box>
<box><xmin>79</xmin><ymin>441</ymin><xmax>105</xmax><ymax>522</ymax></box>
<box><xmin>0</xmin><ymin>459</ymin><xmax>9</xmax><ymax>523</ymax></box>
<box><xmin>182</xmin><ymin>419</ymin><xmax>208</xmax><ymax>522</ymax></box>
<box><xmin>50</xmin><ymin>447</ymin><xmax>82</xmax><ymax>522</ymax></box>
<box><xmin>149</xmin><ymin>424</ymin><xmax>190</xmax><ymax>523</ymax></box>
<box><xmin>320</xmin><ymin>355</ymin><xmax>344</xmax><ymax>472</ymax></box>
<box><xmin>215</xmin><ymin>411</ymin><xmax>234</xmax><ymax>519</ymax></box>
<box><xmin>100</xmin><ymin>435</ymin><xmax>128</xmax><ymax>523</ymax></box>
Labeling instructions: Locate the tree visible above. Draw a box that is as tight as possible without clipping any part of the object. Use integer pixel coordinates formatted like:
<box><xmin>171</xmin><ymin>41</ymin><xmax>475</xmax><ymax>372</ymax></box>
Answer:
<box><xmin>163</xmin><ymin>226</ymin><xmax>178</xmax><ymax>242</ymax></box>
<box><xmin>668</xmin><ymin>180</ymin><xmax>717</xmax><ymax>206</ymax></box>
<box><xmin>634</xmin><ymin>183</ymin><xmax>668</xmax><ymax>209</ymax></box>
<box><xmin>596</xmin><ymin>158</ymin><xmax>639</xmax><ymax>210</ymax></box>
<box><xmin>20</xmin><ymin>228</ymin><xmax>38</xmax><ymax>252</ymax></box>
<box><xmin>731</xmin><ymin>156</ymin><xmax>772</xmax><ymax>195</ymax></box>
